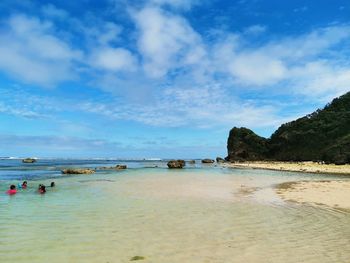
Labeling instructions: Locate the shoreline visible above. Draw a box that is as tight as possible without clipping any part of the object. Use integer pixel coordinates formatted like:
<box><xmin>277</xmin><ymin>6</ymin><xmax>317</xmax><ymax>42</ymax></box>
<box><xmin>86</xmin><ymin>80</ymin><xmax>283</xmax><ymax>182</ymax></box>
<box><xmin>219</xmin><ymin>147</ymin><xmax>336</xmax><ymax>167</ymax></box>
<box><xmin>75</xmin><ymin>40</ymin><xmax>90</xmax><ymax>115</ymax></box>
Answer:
<box><xmin>276</xmin><ymin>180</ymin><xmax>350</xmax><ymax>210</ymax></box>
<box><xmin>222</xmin><ymin>161</ymin><xmax>350</xmax><ymax>175</ymax></box>
<box><xmin>222</xmin><ymin>161</ymin><xmax>350</xmax><ymax>210</ymax></box>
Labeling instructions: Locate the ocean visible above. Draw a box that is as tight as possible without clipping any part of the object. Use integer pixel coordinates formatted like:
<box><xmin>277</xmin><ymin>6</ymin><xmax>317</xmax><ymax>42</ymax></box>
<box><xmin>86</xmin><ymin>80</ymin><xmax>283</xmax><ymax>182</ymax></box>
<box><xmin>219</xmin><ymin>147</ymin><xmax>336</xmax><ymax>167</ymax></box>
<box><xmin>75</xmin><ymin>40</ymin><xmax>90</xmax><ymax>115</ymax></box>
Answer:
<box><xmin>1</xmin><ymin>158</ymin><xmax>350</xmax><ymax>263</ymax></box>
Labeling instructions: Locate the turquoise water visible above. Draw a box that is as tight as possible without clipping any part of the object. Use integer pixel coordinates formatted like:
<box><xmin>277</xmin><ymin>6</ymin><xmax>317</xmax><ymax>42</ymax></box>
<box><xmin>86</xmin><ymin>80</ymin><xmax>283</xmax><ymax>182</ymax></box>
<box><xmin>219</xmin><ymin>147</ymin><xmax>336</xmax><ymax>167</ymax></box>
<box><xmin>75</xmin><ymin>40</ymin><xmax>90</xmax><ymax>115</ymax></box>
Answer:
<box><xmin>1</xmin><ymin>159</ymin><xmax>350</xmax><ymax>263</ymax></box>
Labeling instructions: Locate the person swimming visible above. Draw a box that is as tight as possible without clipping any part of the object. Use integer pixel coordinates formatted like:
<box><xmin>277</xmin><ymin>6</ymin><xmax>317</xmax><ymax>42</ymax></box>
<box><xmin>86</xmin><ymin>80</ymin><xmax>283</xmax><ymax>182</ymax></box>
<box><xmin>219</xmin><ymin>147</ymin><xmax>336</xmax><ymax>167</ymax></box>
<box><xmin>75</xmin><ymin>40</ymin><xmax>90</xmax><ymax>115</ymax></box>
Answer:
<box><xmin>22</xmin><ymin>181</ymin><xmax>27</xmax><ymax>189</ymax></box>
<box><xmin>6</xmin><ymin>185</ymin><xmax>17</xmax><ymax>195</ymax></box>
<box><xmin>38</xmin><ymin>184</ymin><xmax>46</xmax><ymax>194</ymax></box>
<box><xmin>50</xmin><ymin>182</ymin><xmax>55</xmax><ymax>187</ymax></box>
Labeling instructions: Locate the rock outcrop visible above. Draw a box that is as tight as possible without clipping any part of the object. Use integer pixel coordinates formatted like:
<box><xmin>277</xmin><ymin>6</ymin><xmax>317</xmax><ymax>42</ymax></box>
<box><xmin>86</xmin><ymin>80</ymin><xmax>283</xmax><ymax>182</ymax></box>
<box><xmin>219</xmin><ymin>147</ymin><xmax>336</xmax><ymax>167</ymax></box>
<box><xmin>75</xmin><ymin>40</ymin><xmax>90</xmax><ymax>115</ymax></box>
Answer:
<box><xmin>167</xmin><ymin>160</ymin><xmax>185</xmax><ymax>168</ymax></box>
<box><xmin>216</xmin><ymin>157</ymin><xmax>225</xmax><ymax>163</ymax></box>
<box><xmin>202</xmin><ymin>159</ymin><xmax>215</xmax><ymax>163</ymax></box>
<box><xmin>99</xmin><ymin>164</ymin><xmax>127</xmax><ymax>170</ymax></box>
<box><xmin>22</xmin><ymin>158</ymin><xmax>36</xmax><ymax>163</ymax></box>
<box><xmin>115</xmin><ymin>164</ymin><xmax>127</xmax><ymax>169</ymax></box>
<box><xmin>226</xmin><ymin>92</ymin><xmax>350</xmax><ymax>164</ymax></box>
<box><xmin>226</xmin><ymin>127</ymin><xmax>268</xmax><ymax>162</ymax></box>
<box><xmin>62</xmin><ymin>168</ymin><xmax>95</xmax><ymax>174</ymax></box>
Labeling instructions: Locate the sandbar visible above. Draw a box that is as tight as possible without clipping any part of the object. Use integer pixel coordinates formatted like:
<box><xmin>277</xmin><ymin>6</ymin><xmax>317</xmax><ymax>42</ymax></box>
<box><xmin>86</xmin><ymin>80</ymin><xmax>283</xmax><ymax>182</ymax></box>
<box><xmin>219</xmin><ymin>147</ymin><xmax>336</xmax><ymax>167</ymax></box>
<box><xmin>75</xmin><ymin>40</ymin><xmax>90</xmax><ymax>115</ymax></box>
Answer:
<box><xmin>223</xmin><ymin>161</ymin><xmax>350</xmax><ymax>175</ymax></box>
<box><xmin>276</xmin><ymin>180</ymin><xmax>350</xmax><ymax>210</ymax></box>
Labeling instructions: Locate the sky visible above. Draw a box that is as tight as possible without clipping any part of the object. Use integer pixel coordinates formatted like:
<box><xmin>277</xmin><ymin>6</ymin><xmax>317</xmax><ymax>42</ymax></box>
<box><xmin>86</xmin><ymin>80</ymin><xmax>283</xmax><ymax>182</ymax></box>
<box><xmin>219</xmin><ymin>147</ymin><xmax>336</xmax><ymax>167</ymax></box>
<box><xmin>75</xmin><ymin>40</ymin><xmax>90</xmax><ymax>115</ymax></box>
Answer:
<box><xmin>0</xmin><ymin>0</ymin><xmax>349</xmax><ymax>158</ymax></box>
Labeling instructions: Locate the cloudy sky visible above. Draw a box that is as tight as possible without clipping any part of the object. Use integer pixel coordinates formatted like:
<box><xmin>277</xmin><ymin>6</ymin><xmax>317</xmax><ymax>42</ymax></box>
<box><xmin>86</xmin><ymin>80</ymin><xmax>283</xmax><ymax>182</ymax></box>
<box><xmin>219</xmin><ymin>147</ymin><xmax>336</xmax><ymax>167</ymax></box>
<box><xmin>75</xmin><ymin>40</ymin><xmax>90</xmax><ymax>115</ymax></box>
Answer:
<box><xmin>0</xmin><ymin>0</ymin><xmax>349</xmax><ymax>158</ymax></box>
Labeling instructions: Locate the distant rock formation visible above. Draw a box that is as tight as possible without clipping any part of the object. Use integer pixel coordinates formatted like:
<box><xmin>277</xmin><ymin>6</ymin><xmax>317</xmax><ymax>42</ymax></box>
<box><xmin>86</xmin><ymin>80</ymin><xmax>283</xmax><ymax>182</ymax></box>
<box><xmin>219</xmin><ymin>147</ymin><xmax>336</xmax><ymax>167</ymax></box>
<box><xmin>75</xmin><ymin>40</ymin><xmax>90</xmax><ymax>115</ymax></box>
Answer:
<box><xmin>216</xmin><ymin>157</ymin><xmax>225</xmax><ymax>163</ymax></box>
<box><xmin>226</xmin><ymin>128</ymin><xmax>268</xmax><ymax>162</ymax></box>
<box><xmin>115</xmin><ymin>164</ymin><xmax>127</xmax><ymax>169</ymax></box>
<box><xmin>226</xmin><ymin>92</ymin><xmax>350</xmax><ymax>164</ymax></box>
<box><xmin>22</xmin><ymin>158</ymin><xmax>36</xmax><ymax>163</ymax></box>
<box><xmin>202</xmin><ymin>159</ymin><xmax>215</xmax><ymax>163</ymax></box>
<box><xmin>167</xmin><ymin>160</ymin><xmax>185</xmax><ymax>168</ymax></box>
<box><xmin>62</xmin><ymin>168</ymin><xmax>95</xmax><ymax>174</ymax></box>
<box><xmin>99</xmin><ymin>164</ymin><xmax>127</xmax><ymax>170</ymax></box>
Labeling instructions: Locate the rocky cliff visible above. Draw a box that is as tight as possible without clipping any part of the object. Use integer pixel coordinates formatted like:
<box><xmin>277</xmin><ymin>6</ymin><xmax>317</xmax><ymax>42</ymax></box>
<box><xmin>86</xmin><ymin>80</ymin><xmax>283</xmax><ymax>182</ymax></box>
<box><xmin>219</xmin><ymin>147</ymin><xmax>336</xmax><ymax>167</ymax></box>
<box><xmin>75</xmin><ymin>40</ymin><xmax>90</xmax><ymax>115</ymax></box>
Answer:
<box><xmin>226</xmin><ymin>92</ymin><xmax>350</xmax><ymax>164</ymax></box>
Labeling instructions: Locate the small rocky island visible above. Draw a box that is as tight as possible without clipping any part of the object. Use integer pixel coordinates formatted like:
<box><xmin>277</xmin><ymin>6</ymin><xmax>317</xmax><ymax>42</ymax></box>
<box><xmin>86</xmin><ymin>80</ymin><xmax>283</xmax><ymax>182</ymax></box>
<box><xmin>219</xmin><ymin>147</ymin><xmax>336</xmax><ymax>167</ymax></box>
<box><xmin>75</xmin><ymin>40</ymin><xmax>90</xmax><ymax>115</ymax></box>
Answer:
<box><xmin>226</xmin><ymin>92</ymin><xmax>350</xmax><ymax>164</ymax></box>
<box><xmin>201</xmin><ymin>159</ymin><xmax>215</xmax><ymax>164</ymax></box>
<box><xmin>98</xmin><ymin>164</ymin><xmax>127</xmax><ymax>170</ymax></box>
<box><xmin>167</xmin><ymin>160</ymin><xmax>185</xmax><ymax>168</ymax></box>
<box><xmin>22</xmin><ymin>158</ymin><xmax>36</xmax><ymax>163</ymax></box>
<box><xmin>62</xmin><ymin>168</ymin><xmax>95</xmax><ymax>174</ymax></box>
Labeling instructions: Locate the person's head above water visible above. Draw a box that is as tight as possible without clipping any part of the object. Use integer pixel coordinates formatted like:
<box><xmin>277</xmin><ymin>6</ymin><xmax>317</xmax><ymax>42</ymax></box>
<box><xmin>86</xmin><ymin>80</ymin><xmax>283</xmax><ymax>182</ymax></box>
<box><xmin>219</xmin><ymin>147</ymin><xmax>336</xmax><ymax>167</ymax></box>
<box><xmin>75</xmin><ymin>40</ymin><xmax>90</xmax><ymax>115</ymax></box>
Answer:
<box><xmin>22</xmin><ymin>181</ymin><xmax>27</xmax><ymax>188</ymax></box>
<box><xmin>6</xmin><ymin>185</ymin><xmax>17</xmax><ymax>195</ymax></box>
<box><xmin>50</xmin><ymin>182</ymin><xmax>55</xmax><ymax>187</ymax></box>
<box><xmin>38</xmin><ymin>185</ymin><xmax>46</xmax><ymax>193</ymax></box>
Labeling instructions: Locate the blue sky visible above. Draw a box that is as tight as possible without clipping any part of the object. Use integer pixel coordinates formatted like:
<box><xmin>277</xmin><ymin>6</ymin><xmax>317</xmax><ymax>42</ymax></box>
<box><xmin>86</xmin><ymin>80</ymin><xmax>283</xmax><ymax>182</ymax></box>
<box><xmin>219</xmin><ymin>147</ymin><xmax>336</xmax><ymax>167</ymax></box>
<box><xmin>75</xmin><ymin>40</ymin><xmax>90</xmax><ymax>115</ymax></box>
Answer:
<box><xmin>0</xmin><ymin>0</ymin><xmax>349</xmax><ymax>158</ymax></box>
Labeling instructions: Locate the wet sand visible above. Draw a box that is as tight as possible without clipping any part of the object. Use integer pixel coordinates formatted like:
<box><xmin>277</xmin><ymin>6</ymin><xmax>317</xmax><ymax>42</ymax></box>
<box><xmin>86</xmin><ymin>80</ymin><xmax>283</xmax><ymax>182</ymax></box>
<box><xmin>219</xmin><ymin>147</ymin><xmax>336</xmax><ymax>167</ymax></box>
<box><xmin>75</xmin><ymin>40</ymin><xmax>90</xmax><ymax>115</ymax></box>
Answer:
<box><xmin>224</xmin><ymin>161</ymin><xmax>350</xmax><ymax>175</ymax></box>
<box><xmin>276</xmin><ymin>180</ymin><xmax>350</xmax><ymax>210</ymax></box>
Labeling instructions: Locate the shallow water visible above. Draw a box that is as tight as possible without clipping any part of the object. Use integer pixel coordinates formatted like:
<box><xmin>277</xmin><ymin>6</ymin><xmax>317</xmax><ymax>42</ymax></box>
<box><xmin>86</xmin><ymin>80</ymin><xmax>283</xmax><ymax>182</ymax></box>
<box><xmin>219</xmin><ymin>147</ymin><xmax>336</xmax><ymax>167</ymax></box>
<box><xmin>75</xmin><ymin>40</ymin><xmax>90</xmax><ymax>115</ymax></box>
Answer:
<box><xmin>0</xmin><ymin>159</ymin><xmax>350</xmax><ymax>263</ymax></box>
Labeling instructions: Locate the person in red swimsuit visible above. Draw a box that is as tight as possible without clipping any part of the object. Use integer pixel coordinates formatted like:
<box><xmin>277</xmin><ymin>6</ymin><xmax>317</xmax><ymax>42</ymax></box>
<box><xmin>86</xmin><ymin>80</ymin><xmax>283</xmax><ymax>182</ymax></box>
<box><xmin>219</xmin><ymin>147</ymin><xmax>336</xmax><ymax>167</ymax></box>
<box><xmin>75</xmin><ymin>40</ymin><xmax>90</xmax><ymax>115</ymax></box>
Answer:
<box><xmin>6</xmin><ymin>185</ymin><xmax>17</xmax><ymax>195</ymax></box>
<box><xmin>38</xmin><ymin>184</ymin><xmax>46</xmax><ymax>194</ymax></box>
<box><xmin>22</xmin><ymin>181</ymin><xmax>28</xmax><ymax>189</ymax></box>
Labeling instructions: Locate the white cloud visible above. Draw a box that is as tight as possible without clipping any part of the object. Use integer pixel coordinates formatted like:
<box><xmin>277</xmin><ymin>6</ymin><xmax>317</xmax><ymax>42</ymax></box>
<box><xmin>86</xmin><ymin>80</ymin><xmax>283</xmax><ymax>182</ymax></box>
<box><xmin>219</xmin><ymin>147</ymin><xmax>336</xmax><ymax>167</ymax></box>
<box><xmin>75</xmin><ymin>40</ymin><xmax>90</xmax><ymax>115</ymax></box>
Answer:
<box><xmin>0</xmin><ymin>86</ymin><xmax>63</xmax><ymax>118</ymax></box>
<box><xmin>90</xmin><ymin>47</ymin><xmax>137</xmax><ymax>72</ymax></box>
<box><xmin>0</xmin><ymin>2</ymin><xmax>349</xmax><ymax>131</ymax></box>
<box><xmin>149</xmin><ymin>0</ymin><xmax>197</xmax><ymax>9</ymax></box>
<box><xmin>0</xmin><ymin>14</ymin><xmax>82</xmax><ymax>86</ymax></box>
<box><xmin>244</xmin><ymin>24</ymin><xmax>266</xmax><ymax>35</ymax></box>
<box><xmin>132</xmin><ymin>6</ymin><xmax>206</xmax><ymax>78</ymax></box>
<box><xmin>290</xmin><ymin>61</ymin><xmax>350</xmax><ymax>98</ymax></box>
<box><xmin>41</xmin><ymin>4</ymin><xmax>69</xmax><ymax>19</ymax></box>
<box><xmin>84</xmin><ymin>21</ymin><xmax>122</xmax><ymax>46</ymax></box>
<box><xmin>97</xmin><ymin>22</ymin><xmax>122</xmax><ymax>45</ymax></box>
<box><xmin>212</xmin><ymin>25</ymin><xmax>350</xmax><ymax>89</ymax></box>
<box><xmin>228</xmin><ymin>53</ymin><xmax>286</xmax><ymax>86</ymax></box>
<box><xmin>262</xmin><ymin>25</ymin><xmax>350</xmax><ymax>60</ymax></box>
<box><xmin>79</xmin><ymin>84</ymin><xmax>289</xmax><ymax>129</ymax></box>
<box><xmin>0</xmin><ymin>102</ymin><xmax>44</xmax><ymax>118</ymax></box>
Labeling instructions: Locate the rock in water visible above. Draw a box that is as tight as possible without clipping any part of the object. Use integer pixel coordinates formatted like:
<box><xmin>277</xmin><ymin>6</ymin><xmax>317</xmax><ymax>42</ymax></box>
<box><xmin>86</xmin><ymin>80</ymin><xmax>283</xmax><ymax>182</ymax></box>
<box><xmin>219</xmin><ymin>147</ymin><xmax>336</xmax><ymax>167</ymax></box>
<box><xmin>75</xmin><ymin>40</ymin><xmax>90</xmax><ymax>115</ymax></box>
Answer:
<box><xmin>22</xmin><ymin>158</ymin><xmax>36</xmax><ymax>163</ymax></box>
<box><xmin>202</xmin><ymin>159</ymin><xmax>215</xmax><ymax>163</ymax></box>
<box><xmin>216</xmin><ymin>157</ymin><xmax>225</xmax><ymax>163</ymax></box>
<box><xmin>61</xmin><ymin>168</ymin><xmax>95</xmax><ymax>174</ymax></box>
<box><xmin>98</xmin><ymin>165</ymin><xmax>127</xmax><ymax>170</ymax></box>
<box><xmin>115</xmin><ymin>164</ymin><xmax>127</xmax><ymax>169</ymax></box>
<box><xmin>130</xmin><ymin>256</ymin><xmax>145</xmax><ymax>261</ymax></box>
<box><xmin>167</xmin><ymin>160</ymin><xmax>185</xmax><ymax>168</ymax></box>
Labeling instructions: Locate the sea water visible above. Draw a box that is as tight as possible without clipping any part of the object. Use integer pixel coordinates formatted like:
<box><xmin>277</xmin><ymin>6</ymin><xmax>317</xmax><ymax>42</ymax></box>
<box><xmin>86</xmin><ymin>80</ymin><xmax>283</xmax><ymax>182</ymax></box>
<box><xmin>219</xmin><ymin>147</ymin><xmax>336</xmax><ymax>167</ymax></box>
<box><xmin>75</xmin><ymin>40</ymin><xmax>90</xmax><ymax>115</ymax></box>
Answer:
<box><xmin>0</xmin><ymin>159</ymin><xmax>350</xmax><ymax>263</ymax></box>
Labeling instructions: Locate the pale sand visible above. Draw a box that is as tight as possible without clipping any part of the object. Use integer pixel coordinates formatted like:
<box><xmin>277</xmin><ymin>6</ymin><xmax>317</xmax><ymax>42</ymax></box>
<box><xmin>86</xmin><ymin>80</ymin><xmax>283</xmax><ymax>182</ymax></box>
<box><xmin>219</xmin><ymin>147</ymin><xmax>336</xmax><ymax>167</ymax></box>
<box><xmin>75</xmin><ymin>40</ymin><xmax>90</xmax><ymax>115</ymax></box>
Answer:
<box><xmin>114</xmin><ymin>171</ymin><xmax>286</xmax><ymax>206</ymax></box>
<box><xmin>277</xmin><ymin>180</ymin><xmax>350</xmax><ymax>210</ymax></box>
<box><xmin>223</xmin><ymin>161</ymin><xmax>350</xmax><ymax>175</ymax></box>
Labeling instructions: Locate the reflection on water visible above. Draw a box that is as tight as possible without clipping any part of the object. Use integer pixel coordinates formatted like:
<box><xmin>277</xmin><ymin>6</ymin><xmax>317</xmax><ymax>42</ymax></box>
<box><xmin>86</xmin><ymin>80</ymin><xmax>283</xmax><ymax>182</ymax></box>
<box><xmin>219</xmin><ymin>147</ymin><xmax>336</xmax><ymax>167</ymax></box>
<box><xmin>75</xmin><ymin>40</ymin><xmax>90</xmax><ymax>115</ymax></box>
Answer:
<box><xmin>0</xmin><ymin>160</ymin><xmax>350</xmax><ymax>263</ymax></box>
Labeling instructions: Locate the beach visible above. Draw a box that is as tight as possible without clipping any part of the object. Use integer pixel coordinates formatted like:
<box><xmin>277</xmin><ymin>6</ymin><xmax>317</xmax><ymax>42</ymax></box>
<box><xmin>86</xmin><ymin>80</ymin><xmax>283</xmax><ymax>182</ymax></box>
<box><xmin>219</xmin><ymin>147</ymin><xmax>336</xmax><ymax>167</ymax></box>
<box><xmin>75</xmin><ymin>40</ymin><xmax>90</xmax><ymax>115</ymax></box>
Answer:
<box><xmin>276</xmin><ymin>180</ymin><xmax>350</xmax><ymax>210</ymax></box>
<box><xmin>223</xmin><ymin>161</ymin><xmax>350</xmax><ymax>175</ymax></box>
<box><xmin>223</xmin><ymin>161</ymin><xmax>350</xmax><ymax>210</ymax></box>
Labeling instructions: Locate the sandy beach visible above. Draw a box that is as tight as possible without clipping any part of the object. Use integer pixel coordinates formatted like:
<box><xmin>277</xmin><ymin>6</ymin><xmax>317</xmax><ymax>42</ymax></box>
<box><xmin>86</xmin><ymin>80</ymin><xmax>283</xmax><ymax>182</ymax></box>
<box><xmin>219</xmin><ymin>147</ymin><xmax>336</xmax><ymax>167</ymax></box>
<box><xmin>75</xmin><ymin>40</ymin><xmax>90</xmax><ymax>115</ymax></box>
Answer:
<box><xmin>222</xmin><ymin>161</ymin><xmax>350</xmax><ymax>210</ymax></box>
<box><xmin>276</xmin><ymin>180</ymin><xmax>350</xmax><ymax>210</ymax></box>
<box><xmin>223</xmin><ymin>161</ymin><xmax>350</xmax><ymax>175</ymax></box>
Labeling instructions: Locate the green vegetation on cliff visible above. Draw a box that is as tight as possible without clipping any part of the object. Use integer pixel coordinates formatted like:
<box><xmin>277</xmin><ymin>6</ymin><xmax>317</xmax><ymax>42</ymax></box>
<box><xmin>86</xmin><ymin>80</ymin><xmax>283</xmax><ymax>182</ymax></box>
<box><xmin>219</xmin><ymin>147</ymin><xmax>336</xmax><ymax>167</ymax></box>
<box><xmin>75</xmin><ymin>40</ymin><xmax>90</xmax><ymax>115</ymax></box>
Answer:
<box><xmin>227</xmin><ymin>92</ymin><xmax>350</xmax><ymax>164</ymax></box>
<box><xmin>227</xmin><ymin>127</ymin><xmax>268</xmax><ymax>161</ymax></box>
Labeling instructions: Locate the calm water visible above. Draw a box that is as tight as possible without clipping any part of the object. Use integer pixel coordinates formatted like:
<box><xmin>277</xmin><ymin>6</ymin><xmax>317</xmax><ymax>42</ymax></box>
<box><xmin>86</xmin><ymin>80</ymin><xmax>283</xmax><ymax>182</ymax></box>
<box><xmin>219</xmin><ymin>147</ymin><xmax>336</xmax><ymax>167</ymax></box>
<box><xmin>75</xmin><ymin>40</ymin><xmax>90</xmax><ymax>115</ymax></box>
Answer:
<box><xmin>0</xmin><ymin>159</ymin><xmax>350</xmax><ymax>263</ymax></box>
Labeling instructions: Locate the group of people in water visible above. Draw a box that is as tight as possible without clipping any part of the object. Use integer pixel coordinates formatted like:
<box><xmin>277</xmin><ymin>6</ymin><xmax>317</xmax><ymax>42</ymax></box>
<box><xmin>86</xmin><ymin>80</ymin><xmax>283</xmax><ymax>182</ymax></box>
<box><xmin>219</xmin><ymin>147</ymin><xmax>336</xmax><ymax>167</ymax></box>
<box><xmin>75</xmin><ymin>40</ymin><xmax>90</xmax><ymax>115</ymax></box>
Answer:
<box><xmin>6</xmin><ymin>181</ymin><xmax>55</xmax><ymax>195</ymax></box>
